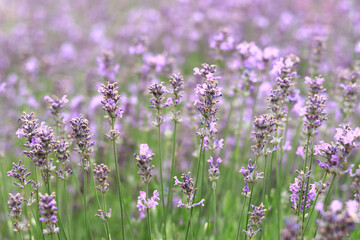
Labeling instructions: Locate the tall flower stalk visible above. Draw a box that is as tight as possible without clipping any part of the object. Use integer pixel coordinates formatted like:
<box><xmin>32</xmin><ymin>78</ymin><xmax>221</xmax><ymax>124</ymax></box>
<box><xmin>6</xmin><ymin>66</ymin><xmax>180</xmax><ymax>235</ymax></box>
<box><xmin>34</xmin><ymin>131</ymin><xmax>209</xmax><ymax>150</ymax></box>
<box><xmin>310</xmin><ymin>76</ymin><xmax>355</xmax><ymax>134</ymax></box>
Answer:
<box><xmin>148</xmin><ymin>82</ymin><xmax>172</xmax><ymax>239</ymax></box>
<box><xmin>98</xmin><ymin>80</ymin><xmax>125</xmax><ymax>239</ymax></box>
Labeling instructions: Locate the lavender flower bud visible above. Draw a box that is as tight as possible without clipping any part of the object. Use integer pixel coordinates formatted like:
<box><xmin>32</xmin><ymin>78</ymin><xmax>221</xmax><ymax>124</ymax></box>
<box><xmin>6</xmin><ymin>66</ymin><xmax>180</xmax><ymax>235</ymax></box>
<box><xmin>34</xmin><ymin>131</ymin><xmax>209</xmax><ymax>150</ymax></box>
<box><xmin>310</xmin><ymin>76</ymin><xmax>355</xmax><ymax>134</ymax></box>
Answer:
<box><xmin>54</xmin><ymin>140</ymin><xmax>70</xmax><ymax>164</ymax></box>
<box><xmin>207</xmin><ymin>157</ymin><xmax>222</xmax><ymax>189</ymax></box>
<box><xmin>70</xmin><ymin>114</ymin><xmax>94</xmax><ymax>169</ymax></box>
<box><xmin>95</xmin><ymin>209</ymin><xmax>112</xmax><ymax>222</ymax></box>
<box><xmin>98</xmin><ymin>81</ymin><xmax>123</xmax><ymax>119</ymax></box>
<box><xmin>169</xmin><ymin>73</ymin><xmax>184</xmax><ymax>107</ymax></box>
<box><xmin>39</xmin><ymin>192</ymin><xmax>59</xmax><ymax>235</ymax></box>
<box><xmin>16</xmin><ymin>112</ymin><xmax>39</xmax><ymax>142</ymax></box>
<box><xmin>243</xmin><ymin>203</ymin><xmax>267</xmax><ymax>239</ymax></box>
<box><xmin>303</xmin><ymin>94</ymin><xmax>327</xmax><ymax>136</ymax></box>
<box><xmin>134</xmin><ymin>144</ymin><xmax>155</xmax><ymax>184</ymax></box>
<box><xmin>44</xmin><ymin>95</ymin><xmax>68</xmax><ymax>129</ymax></box>
<box><xmin>174</xmin><ymin>172</ymin><xmax>205</xmax><ymax>209</ymax></box>
<box><xmin>209</xmin><ymin>28</ymin><xmax>235</xmax><ymax>59</ymax></box>
<box><xmin>93</xmin><ymin>164</ymin><xmax>110</xmax><ymax>195</ymax></box>
<box><xmin>251</xmin><ymin>114</ymin><xmax>277</xmax><ymax>157</ymax></box>
<box><xmin>148</xmin><ymin>82</ymin><xmax>172</xmax><ymax>126</ymax></box>
<box><xmin>7</xmin><ymin>160</ymin><xmax>33</xmax><ymax>189</ymax></box>
<box><xmin>8</xmin><ymin>193</ymin><xmax>25</xmax><ymax>233</ymax></box>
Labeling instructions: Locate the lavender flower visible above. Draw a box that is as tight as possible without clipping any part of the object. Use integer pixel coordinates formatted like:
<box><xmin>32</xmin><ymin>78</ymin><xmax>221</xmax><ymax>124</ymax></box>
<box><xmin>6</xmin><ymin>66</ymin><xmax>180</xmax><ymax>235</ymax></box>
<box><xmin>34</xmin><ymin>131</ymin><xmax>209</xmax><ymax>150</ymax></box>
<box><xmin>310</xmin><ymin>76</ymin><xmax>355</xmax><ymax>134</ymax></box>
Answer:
<box><xmin>39</xmin><ymin>192</ymin><xmax>59</xmax><ymax>235</ymax></box>
<box><xmin>174</xmin><ymin>172</ymin><xmax>204</xmax><ymax>209</ymax></box>
<box><xmin>239</xmin><ymin>160</ymin><xmax>264</xmax><ymax>198</ymax></box>
<box><xmin>305</xmin><ymin>76</ymin><xmax>326</xmax><ymax>95</ymax></box>
<box><xmin>134</xmin><ymin>144</ymin><xmax>155</xmax><ymax>184</ymax></box>
<box><xmin>251</xmin><ymin>114</ymin><xmax>277</xmax><ymax>157</ymax></box>
<box><xmin>54</xmin><ymin>140</ymin><xmax>70</xmax><ymax>164</ymax></box>
<box><xmin>93</xmin><ymin>164</ymin><xmax>110</xmax><ymax>195</ymax></box>
<box><xmin>169</xmin><ymin>73</ymin><xmax>184</xmax><ymax>107</ymax></box>
<box><xmin>303</xmin><ymin>94</ymin><xmax>327</xmax><ymax>136</ymax></box>
<box><xmin>136</xmin><ymin>190</ymin><xmax>160</xmax><ymax>215</ymax></box>
<box><xmin>243</xmin><ymin>203</ymin><xmax>267</xmax><ymax>239</ymax></box>
<box><xmin>16</xmin><ymin>112</ymin><xmax>39</xmax><ymax>142</ymax></box>
<box><xmin>339</xmin><ymin>69</ymin><xmax>360</xmax><ymax>118</ymax></box>
<box><xmin>281</xmin><ymin>216</ymin><xmax>301</xmax><ymax>240</ymax></box>
<box><xmin>315</xmin><ymin>200</ymin><xmax>359</xmax><ymax>240</ymax></box>
<box><xmin>349</xmin><ymin>165</ymin><xmax>360</xmax><ymax>202</ymax></box>
<box><xmin>207</xmin><ymin>157</ymin><xmax>222</xmax><ymax>189</ymax></box>
<box><xmin>129</xmin><ymin>36</ymin><xmax>148</xmax><ymax>56</ymax></box>
<box><xmin>70</xmin><ymin>114</ymin><xmax>94</xmax><ymax>169</ymax></box>
<box><xmin>7</xmin><ymin>160</ymin><xmax>33</xmax><ymax>189</ymax></box>
<box><xmin>98</xmin><ymin>81</ymin><xmax>123</xmax><ymax>120</ymax></box>
<box><xmin>97</xmin><ymin>50</ymin><xmax>119</xmax><ymax>81</ymax></box>
<box><xmin>315</xmin><ymin>124</ymin><xmax>359</xmax><ymax>174</ymax></box>
<box><xmin>289</xmin><ymin>170</ymin><xmax>316</xmax><ymax>213</ymax></box>
<box><xmin>194</xmin><ymin>64</ymin><xmax>223</xmax><ymax>151</ymax></box>
<box><xmin>8</xmin><ymin>193</ymin><xmax>25</xmax><ymax>233</ymax></box>
<box><xmin>310</xmin><ymin>36</ymin><xmax>326</xmax><ymax>75</ymax></box>
<box><xmin>95</xmin><ymin>209</ymin><xmax>112</xmax><ymax>222</ymax></box>
<box><xmin>148</xmin><ymin>82</ymin><xmax>172</xmax><ymax>126</ymax></box>
<box><xmin>44</xmin><ymin>95</ymin><xmax>68</xmax><ymax>129</ymax></box>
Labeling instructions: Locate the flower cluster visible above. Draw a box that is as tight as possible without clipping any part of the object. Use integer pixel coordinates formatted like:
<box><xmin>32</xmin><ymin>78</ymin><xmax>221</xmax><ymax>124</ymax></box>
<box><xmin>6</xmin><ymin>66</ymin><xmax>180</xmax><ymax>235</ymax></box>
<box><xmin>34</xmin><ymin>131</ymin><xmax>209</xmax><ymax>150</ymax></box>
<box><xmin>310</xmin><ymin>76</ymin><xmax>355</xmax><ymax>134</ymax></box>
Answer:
<box><xmin>289</xmin><ymin>170</ymin><xmax>316</xmax><ymax>213</ymax></box>
<box><xmin>315</xmin><ymin>124</ymin><xmax>360</xmax><ymax>174</ymax></box>
<box><xmin>207</xmin><ymin>157</ymin><xmax>222</xmax><ymax>189</ymax></box>
<box><xmin>243</xmin><ymin>203</ymin><xmax>267</xmax><ymax>239</ymax></box>
<box><xmin>95</xmin><ymin>209</ymin><xmax>112</xmax><ymax>222</ymax></box>
<box><xmin>7</xmin><ymin>160</ymin><xmax>33</xmax><ymax>189</ymax></box>
<box><xmin>93</xmin><ymin>164</ymin><xmax>110</xmax><ymax>195</ymax></box>
<box><xmin>148</xmin><ymin>82</ymin><xmax>172</xmax><ymax>126</ymax></box>
<box><xmin>136</xmin><ymin>190</ymin><xmax>160</xmax><ymax>213</ymax></box>
<box><xmin>169</xmin><ymin>73</ymin><xmax>184</xmax><ymax>107</ymax></box>
<box><xmin>129</xmin><ymin>36</ymin><xmax>148</xmax><ymax>56</ymax></box>
<box><xmin>44</xmin><ymin>95</ymin><xmax>68</xmax><ymax>130</ymax></box>
<box><xmin>235</xmin><ymin>41</ymin><xmax>264</xmax><ymax>70</ymax></box>
<box><xmin>251</xmin><ymin>114</ymin><xmax>277</xmax><ymax>157</ymax></box>
<box><xmin>97</xmin><ymin>50</ymin><xmax>119</xmax><ymax>81</ymax></box>
<box><xmin>303</xmin><ymin>75</ymin><xmax>327</xmax><ymax>136</ymax></box>
<box><xmin>16</xmin><ymin>112</ymin><xmax>39</xmax><ymax>142</ymax></box>
<box><xmin>8</xmin><ymin>193</ymin><xmax>25</xmax><ymax>233</ymax></box>
<box><xmin>239</xmin><ymin>160</ymin><xmax>264</xmax><ymax>198</ymax></box>
<box><xmin>141</xmin><ymin>53</ymin><xmax>173</xmax><ymax>76</ymax></box>
<box><xmin>70</xmin><ymin>114</ymin><xmax>94</xmax><ymax>169</ymax></box>
<box><xmin>98</xmin><ymin>81</ymin><xmax>123</xmax><ymax>120</ymax></box>
<box><xmin>194</xmin><ymin>64</ymin><xmax>223</xmax><ymax>151</ymax></box>
<box><xmin>310</xmin><ymin>36</ymin><xmax>326</xmax><ymax>75</ymax></box>
<box><xmin>134</xmin><ymin>144</ymin><xmax>155</xmax><ymax>184</ymax></box>
<box><xmin>39</xmin><ymin>192</ymin><xmax>59</xmax><ymax>235</ymax></box>
<box><xmin>281</xmin><ymin>216</ymin><xmax>301</xmax><ymax>240</ymax></box>
<box><xmin>54</xmin><ymin>140</ymin><xmax>70</xmax><ymax>164</ymax></box>
<box><xmin>174</xmin><ymin>172</ymin><xmax>204</xmax><ymax>209</ymax></box>
<box><xmin>315</xmin><ymin>200</ymin><xmax>360</xmax><ymax>240</ymax></box>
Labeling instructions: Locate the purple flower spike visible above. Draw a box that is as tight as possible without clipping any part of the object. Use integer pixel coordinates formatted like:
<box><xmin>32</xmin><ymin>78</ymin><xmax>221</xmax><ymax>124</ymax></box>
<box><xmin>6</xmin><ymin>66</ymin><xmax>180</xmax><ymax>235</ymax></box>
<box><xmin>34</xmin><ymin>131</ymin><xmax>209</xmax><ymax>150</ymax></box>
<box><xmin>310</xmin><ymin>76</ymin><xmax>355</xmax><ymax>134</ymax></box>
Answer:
<box><xmin>174</xmin><ymin>172</ymin><xmax>205</xmax><ymax>209</ymax></box>
<box><xmin>136</xmin><ymin>190</ymin><xmax>160</xmax><ymax>216</ymax></box>
<box><xmin>7</xmin><ymin>159</ymin><xmax>33</xmax><ymax>189</ymax></box>
<box><xmin>208</xmin><ymin>156</ymin><xmax>222</xmax><ymax>189</ymax></box>
<box><xmin>135</xmin><ymin>144</ymin><xmax>155</xmax><ymax>184</ymax></box>
<box><xmin>39</xmin><ymin>192</ymin><xmax>59</xmax><ymax>235</ymax></box>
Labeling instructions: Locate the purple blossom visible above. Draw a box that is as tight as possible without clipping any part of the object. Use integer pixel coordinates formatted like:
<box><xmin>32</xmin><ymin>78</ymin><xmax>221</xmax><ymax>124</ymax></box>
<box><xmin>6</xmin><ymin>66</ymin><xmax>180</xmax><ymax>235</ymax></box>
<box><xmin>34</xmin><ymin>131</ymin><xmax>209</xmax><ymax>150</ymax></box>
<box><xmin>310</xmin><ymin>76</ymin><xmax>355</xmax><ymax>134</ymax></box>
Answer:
<box><xmin>243</xmin><ymin>203</ymin><xmax>267</xmax><ymax>239</ymax></box>
<box><xmin>207</xmin><ymin>157</ymin><xmax>222</xmax><ymax>188</ymax></box>
<box><xmin>98</xmin><ymin>81</ymin><xmax>123</xmax><ymax>120</ymax></box>
<box><xmin>44</xmin><ymin>95</ymin><xmax>68</xmax><ymax>128</ymax></box>
<box><xmin>93</xmin><ymin>164</ymin><xmax>110</xmax><ymax>195</ymax></box>
<box><xmin>169</xmin><ymin>73</ymin><xmax>184</xmax><ymax>107</ymax></box>
<box><xmin>281</xmin><ymin>216</ymin><xmax>301</xmax><ymax>240</ymax></box>
<box><xmin>136</xmin><ymin>190</ymin><xmax>160</xmax><ymax>217</ymax></box>
<box><xmin>39</xmin><ymin>192</ymin><xmax>59</xmax><ymax>235</ymax></box>
<box><xmin>7</xmin><ymin>160</ymin><xmax>33</xmax><ymax>189</ymax></box>
<box><xmin>8</xmin><ymin>193</ymin><xmax>25</xmax><ymax>233</ymax></box>
<box><xmin>239</xmin><ymin>160</ymin><xmax>264</xmax><ymax>198</ymax></box>
<box><xmin>174</xmin><ymin>172</ymin><xmax>204</xmax><ymax>209</ymax></box>
<box><xmin>289</xmin><ymin>170</ymin><xmax>316</xmax><ymax>213</ymax></box>
<box><xmin>134</xmin><ymin>144</ymin><xmax>155</xmax><ymax>184</ymax></box>
<box><xmin>148</xmin><ymin>82</ymin><xmax>172</xmax><ymax>126</ymax></box>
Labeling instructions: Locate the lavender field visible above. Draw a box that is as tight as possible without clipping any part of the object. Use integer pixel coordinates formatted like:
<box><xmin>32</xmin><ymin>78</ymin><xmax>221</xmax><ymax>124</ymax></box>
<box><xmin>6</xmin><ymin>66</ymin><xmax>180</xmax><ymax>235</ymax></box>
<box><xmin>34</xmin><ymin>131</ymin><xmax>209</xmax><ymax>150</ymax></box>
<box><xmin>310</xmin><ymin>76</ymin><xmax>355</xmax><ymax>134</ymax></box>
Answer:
<box><xmin>1</xmin><ymin>0</ymin><xmax>360</xmax><ymax>239</ymax></box>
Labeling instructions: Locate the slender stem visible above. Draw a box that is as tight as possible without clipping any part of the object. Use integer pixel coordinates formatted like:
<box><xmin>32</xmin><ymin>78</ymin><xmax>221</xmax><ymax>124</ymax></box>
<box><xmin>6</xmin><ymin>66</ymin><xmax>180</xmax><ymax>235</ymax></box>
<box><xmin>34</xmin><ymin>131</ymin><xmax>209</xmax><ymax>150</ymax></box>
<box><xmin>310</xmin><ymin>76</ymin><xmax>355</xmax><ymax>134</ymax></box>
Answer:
<box><xmin>111</xmin><ymin>118</ymin><xmax>126</xmax><ymax>240</ymax></box>
<box><xmin>185</xmin><ymin>209</ymin><xmax>192</xmax><ymax>240</ymax></box>
<box><xmin>157</xmin><ymin>120</ymin><xmax>167</xmax><ymax>240</ymax></box>
<box><xmin>276</xmin><ymin>145</ymin><xmax>281</xmax><ymax>239</ymax></box>
<box><xmin>301</xmin><ymin>136</ymin><xmax>315</xmax><ymax>229</ymax></box>
<box><xmin>102</xmin><ymin>194</ymin><xmax>111</xmax><ymax>240</ymax></box>
<box><xmin>83</xmin><ymin>169</ymin><xmax>90</xmax><ymax>240</ymax></box>
<box><xmin>212</xmin><ymin>187</ymin><xmax>217</xmax><ymax>239</ymax></box>
<box><xmin>236</xmin><ymin>198</ymin><xmax>246</xmax><ymax>240</ymax></box>
<box><xmin>63</xmin><ymin>177</ymin><xmax>71</xmax><ymax>239</ymax></box>
<box><xmin>244</xmin><ymin>184</ymin><xmax>254</xmax><ymax>240</ymax></box>
<box><xmin>267</xmin><ymin>150</ymin><xmax>275</xmax><ymax>201</ymax></box>
<box><xmin>146</xmin><ymin>184</ymin><xmax>152</xmax><ymax>240</ymax></box>
<box><xmin>167</xmin><ymin>121</ymin><xmax>177</xmax><ymax>218</ymax></box>
<box><xmin>298</xmin><ymin>134</ymin><xmax>311</xmax><ymax>218</ymax></box>
<box><xmin>262</xmin><ymin>155</ymin><xmax>268</xmax><ymax>203</ymax></box>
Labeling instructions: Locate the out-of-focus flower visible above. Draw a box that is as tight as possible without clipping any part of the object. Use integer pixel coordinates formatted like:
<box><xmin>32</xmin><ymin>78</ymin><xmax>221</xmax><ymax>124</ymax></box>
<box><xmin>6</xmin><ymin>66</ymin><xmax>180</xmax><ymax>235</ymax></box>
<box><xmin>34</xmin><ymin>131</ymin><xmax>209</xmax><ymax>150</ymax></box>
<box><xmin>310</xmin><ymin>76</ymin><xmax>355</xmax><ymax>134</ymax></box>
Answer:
<box><xmin>97</xmin><ymin>50</ymin><xmax>119</xmax><ymax>81</ymax></box>
<box><xmin>289</xmin><ymin>170</ymin><xmax>316</xmax><ymax>213</ymax></box>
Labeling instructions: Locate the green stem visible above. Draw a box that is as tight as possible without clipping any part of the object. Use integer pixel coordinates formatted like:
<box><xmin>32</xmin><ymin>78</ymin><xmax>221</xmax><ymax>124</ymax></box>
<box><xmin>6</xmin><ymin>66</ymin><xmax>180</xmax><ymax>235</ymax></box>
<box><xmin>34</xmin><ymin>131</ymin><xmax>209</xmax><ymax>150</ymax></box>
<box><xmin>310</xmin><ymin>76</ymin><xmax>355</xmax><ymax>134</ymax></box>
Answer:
<box><xmin>236</xmin><ymin>198</ymin><xmax>246</xmax><ymax>240</ymax></box>
<box><xmin>298</xmin><ymin>134</ymin><xmax>311</xmax><ymax>218</ymax></box>
<box><xmin>111</xmin><ymin>118</ymin><xmax>126</xmax><ymax>240</ymax></box>
<box><xmin>157</xmin><ymin>121</ymin><xmax>167</xmax><ymax>240</ymax></box>
<box><xmin>167</xmin><ymin>121</ymin><xmax>177</xmax><ymax>218</ymax></box>
<box><xmin>262</xmin><ymin>155</ymin><xmax>268</xmax><ymax>203</ymax></box>
<box><xmin>147</xmin><ymin>184</ymin><xmax>152</xmax><ymax>240</ymax></box>
<box><xmin>83</xmin><ymin>169</ymin><xmax>90</xmax><ymax>240</ymax></box>
<box><xmin>244</xmin><ymin>184</ymin><xmax>254</xmax><ymax>240</ymax></box>
<box><xmin>212</xmin><ymin>187</ymin><xmax>217</xmax><ymax>239</ymax></box>
<box><xmin>63</xmin><ymin>177</ymin><xmax>71</xmax><ymax>239</ymax></box>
